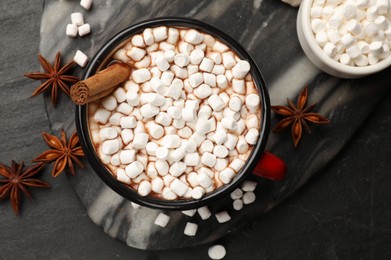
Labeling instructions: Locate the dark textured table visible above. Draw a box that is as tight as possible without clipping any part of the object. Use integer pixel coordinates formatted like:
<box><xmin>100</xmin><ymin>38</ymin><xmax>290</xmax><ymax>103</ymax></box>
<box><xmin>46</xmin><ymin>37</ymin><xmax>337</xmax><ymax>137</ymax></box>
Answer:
<box><xmin>1</xmin><ymin>0</ymin><xmax>391</xmax><ymax>259</ymax></box>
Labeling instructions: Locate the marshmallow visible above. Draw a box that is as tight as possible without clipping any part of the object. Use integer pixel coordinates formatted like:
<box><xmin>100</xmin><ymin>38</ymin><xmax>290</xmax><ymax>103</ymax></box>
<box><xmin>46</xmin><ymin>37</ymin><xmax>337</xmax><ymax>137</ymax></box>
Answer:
<box><xmin>170</xmin><ymin>179</ymin><xmax>189</xmax><ymax>196</ymax></box>
<box><xmin>66</xmin><ymin>24</ymin><xmax>78</xmax><ymax>37</ymax></box>
<box><xmin>194</xmin><ymin>84</ymin><xmax>212</xmax><ymax>99</ymax></box>
<box><xmin>132</xmin><ymin>68</ymin><xmax>151</xmax><ymax>83</ymax></box>
<box><xmin>165</xmin><ymin>78</ymin><xmax>184</xmax><ymax>100</ymax></box>
<box><xmin>214</xmin><ymin>129</ymin><xmax>227</xmax><ymax>145</ymax></box>
<box><xmin>212</xmin><ymin>41</ymin><xmax>229</xmax><ymax>52</ymax></box>
<box><xmin>208</xmin><ymin>94</ymin><xmax>225</xmax><ymax>111</ymax></box>
<box><xmin>125</xmin><ymin>91</ymin><xmax>139</xmax><ymax>106</ymax></box>
<box><xmin>145</xmin><ymin>122</ymin><xmax>164</xmax><ymax>139</ymax></box>
<box><xmin>198</xmin><ymin>105</ymin><xmax>212</xmax><ymax>119</ymax></box>
<box><xmin>203</xmin><ymin>73</ymin><xmax>216</xmax><ymax>87</ymax></box>
<box><xmin>195</xmin><ymin>118</ymin><xmax>211</xmax><ymax>134</ymax></box>
<box><xmin>161</xmin><ymin>71</ymin><xmax>175</xmax><ymax>86</ymax></box>
<box><xmin>162</xmin><ymin>134</ymin><xmax>181</xmax><ymax>148</ymax></box>
<box><xmin>376</xmin><ymin>0</ymin><xmax>389</xmax><ymax>15</ymax></box>
<box><xmin>143</xmin><ymin>28</ymin><xmax>154</xmax><ymax>45</ymax></box>
<box><xmin>197</xmin><ymin>206</ymin><xmax>212</xmax><ymax>220</ymax></box>
<box><xmin>156</xmin><ymin>160</ymin><xmax>169</xmax><ymax>176</ymax></box>
<box><xmin>200</xmin><ymin>139</ymin><xmax>214</xmax><ymax>154</ymax></box>
<box><xmin>370</xmin><ymin>41</ymin><xmax>383</xmax><ymax>56</ymax></box>
<box><xmin>216</xmin><ymin>75</ymin><xmax>228</xmax><ymax>89</ymax></box>
<box><xmin>245</xmin><ymin>93</ymin><xmax>261</xmax><ymax>113</ymax></box>
<box><xmin>131</xmin><ymin>35</ymin><xmax>145</xmax><ymax>47</ymax></box>
<box><xmin>190</xmin><ymin>49</ymin><xmax>205</xmax><ymax>65</ymax></box>
<box><xmin>355</xmin><ymin>54</ymin><xmax>369</xmax><ymax>66</ymax></box>
<box><xmin>140</xmin><ymin>93</ymin><xmax>166</xmax><ymax>106</ymax></box>
<box><xmin>152</xmin><ymin>26</ymin><xmax>168</xmax><ymax>42</ymax></box>
<box><xmin>233</xmin><ymin>199</ymin><xmax>244</xmax><ymax>211</ymax></box>
<box><xmin>323</xmin><ymin>42</ymin><xmax>337</xmax><ymax>57</ymax></box>
<box><xmin>215</xmin><ymin>211</ymin><xmax>231</xmax><ymax>223</ymax></box>
<box><xmin>230</xmin><ymin>188</ymin><xmax>243</xmax><ymax>200</ymax></box>
<box><xmin>375</xmin><ymin>15</ymin><xmax>388</xmax><ymax>30</ymax></box>
<box><xmin>196</xmin><ymin>172</ymin><xmax>213</xmax><ymax>188</ymax></box>
<box><xmin>127</xmin><ymin>47</ymin><xmax>146</xmax><ymax>62</ymax></box>
<box><xmin>120</xmin><ymin>116</ymin><xmax>137</xmax><ymax>129</ymax></box>
<box><xmin>364</xmin><ymin>23</ymin><xmax>379</xmax><ymax>37</ymax></box>
<box><xmin>222</xmin><ymin>53</ymin><xmax>236</xmax><ymax>69</ymax></box>
<box><xmin>154</xmin><ymin>55</ymin><xmax>170</xmax><ymax>71</ymax></box>
<box><xmin>245</xmin><ymin>128</ymin><xmax>259</xmax><ymax>145</ymax></box>
<box><xmin>241</xmin><ymin>180</ymin><xmax>257</xmax><ymax>192</ymax></box>
<box><xmin>162</xmin><ymin>187</ymin><xmax>177</xmax><ymax>200</ymax></box>
<box><xmin>201</xmin><ymin>152</ymin><xmax>217</xmax><ymax>167</ymax></box>
<box><xmin>219</xmin><ymin>167</ymin><xmax>235</xmax><ymax>184</ymax></box>
<box><xmin>212</xmin><ymin>64</ymin><xmax>225</xmax><ymax>75</ymax></box>
<box><xmin>178</xmin><ymin>126</ymin><xmax>193</xmax><ymax>138</ymax></box>
<box><xmin>169</xmin><ymin>162</ymin><xmax>187</xmax><ymax>177</ymax></box>
<box><xmin>243</xmin><ymin>191</ymin><xmax>256</xmax><ymax>204</ymax></box>
<box><xmin>73</xmin><ymin>50</ymin><xmax>88</xmax><ymax>67</ymax></box>
<box><xmin>214</xmin><ymin>158</ymin><xmax>228</xmax><ymax>171</ymax></box>
<box><xmin>232</xmin><ymin>79</ymin><xmax>245</xmax><ymax>94</ymax></box>
<box><xmin>184</xmin><ymin>29</ymin><xmax>204</xmax><ymax>44</ymax></box>
<box><xmin>316</xmin><ymin>31</ymin><xmax>328</xmax><ymax>47</ymax></box>
<box><xmin>221</xmin><ymin>117</ymin><xmax>237</xmax><ymax>130</ymax></box>
<box><xmin>146</xmin><ymin>142</ymin><xmax>158</xmax><ymax>156</ymax></box>
<box><xmin>191</xmin><ymin>186</ymin><xmax>205</xmax><ymax>199</ymax></box>
<box><xmin>167</xmin><ymin>28</ymin><xmax>179</xmax><ymax>44</ymax></box>
<box><xmin>116</xmin><ymin>168</ymin><xmax>131</xmax><ymax>184</ymax></box>
<box><xmin>184</xmin><ymin>222</ymin><xmax>198</xmax><ymax>236</ymax></box>
<box><xmin>230</xmin><ymin>158</ymin><xmax>245</xmax><ymax>172</ymax></box>
<box><xmin>339</xmin><ymin>53</ymin><xmax>351</xmax><ymax>65</ymax></box>
<box><xmin>179</xmin><ymin>41</ymin><xmax>195</xmax><ymax>54</ymax></box>
<box><xmin>174</xmin><ymin>53</ymin><xmax>190</xmax><ymax>67</ymax></box>
<box><xmin>224</xmin><ymin>134</ymin><xmax>238</xmax><ymax>151</ymax></box>
<box><xmin>110</xmin><ymin>153</ymin><xmax>120</xmax><ymax>166</ymax></box>
<box><xmin>199</xmin><ymin>58</ymin><xmax>214</xmax><ymax>72</ymax></box>
<box><xmin>71</xmin><ymin>12</ymin><xmax>84</xmax><ymax>26</ymax></box>
<box><xmin>168</xmin><ymin>147</ymin><xmax>186</xmax><ymax>162</ymax></box>
<box><xmin>109</xmin><ymin>113</ymin><xmax>122</xmax><ymax>126</ymax></box>
<box><xmin>121</xmin><ymin>129</ymin><xmax>134</xmax><ymax>145</ymax></box>
<box><xmin>184</xmin><ymin>153</ymin><xmax>200</xmax><ymax>166</ymax></box>
<box><xmin>213</xmin><ymin>145</ymin><xmax>229</xmax><ymax>158</ymax></box>
<box><xmin>150</xmin><ymin>78</ymin><xmax>167</xmax><ymax>95</ymax></box>
<box><xmin>125</xmin><ymin>161</ymin><xmax>144</xmax><ymax>178</ymax></box>
<box><xmin>232</xmin><ymin>60</ymin><xmax>251</xmax><ymax>79</ymax></box>
<box><xmin>119</xmin><ymin>149</ymin><xmax>136</xmax><ymax>164</ymax></box>
<box><xmin>167</xmin><ymin>106</ymin><xmax>182</xmax><ymax>119</ymax></box>
<box><xmin>132</xmin><ymin>133</ymin><xmax>149</xmax><ymax>149</ymax></box>
<box><xmin>347</xmin><ymin>20</ymin><xmax>362</xmax><ymax>35</ymax></box>
<box><xmin>101</xmin><ymin>139</ymin><xmax>120</xmax><ymax>155</ymax></box>
<box><xmin>155</xmin><ymin>112</ymin><xmax>172</xmax><ymax>126</ymax></box>
<box><xmin>229</xmin><ymin>96</ymin><xmax>243</xmax><ymax>112</ymax></box>
<box><xmin>80</xmin><ymin>0</ymin><xmax>92</xmax><ymax>10</ymax></box>
<box><xmin>182</xmin><ymin>209</ymin><xmax>197</xmax><ymax>217</ymax></box>
<box><xmin>140</xmin><ymin>104</ymin><xmax>159</xmax><ymax>118</ymax></box>
<box><xmin>156</xmin><ymin>147</ymin><xmax>169</xmax><ymax>160</ymax></box>
<box><xmin>182</xmin><ymin>107</ymin><xmax>197</xmax><ymax>122</ymax></box>
<box><xmin>138</xmin><ymin>180</ymin><xmax>152</xmax><ymax>196</ymax></box>
<box><xmin>189</xmin><ymin>73</ymin><xmax>204</xmax><ymax>88</ymax></box>
<box><xmin>154</xmin><ymin>212</ymin><xmax>170</xmax><ymax>227</ymax></box>
<box><xmin>99</xmin><ymin>127</ymin><xmax>118</xmax><ymax>140</ymax></box>
<box><xmin>116</xmin><ymin>102</ymin><xmax>132</xmax><ymax>115</ymax></box>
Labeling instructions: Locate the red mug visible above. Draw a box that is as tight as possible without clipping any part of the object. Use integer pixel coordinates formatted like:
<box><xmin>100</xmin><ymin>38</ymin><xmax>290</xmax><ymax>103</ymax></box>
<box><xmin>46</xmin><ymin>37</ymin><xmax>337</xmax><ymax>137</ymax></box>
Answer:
<box><xmin>75</xmin><ymin>17</ymin><xmax>286</xmax><ymax>210</ymax></box>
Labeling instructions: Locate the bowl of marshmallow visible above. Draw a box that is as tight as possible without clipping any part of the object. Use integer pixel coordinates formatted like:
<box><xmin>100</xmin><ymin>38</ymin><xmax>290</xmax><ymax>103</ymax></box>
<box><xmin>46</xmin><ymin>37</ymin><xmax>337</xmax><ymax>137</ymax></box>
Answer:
<box><xmin>297</xmin><ymin>0</ymin><xmax>391</xmax><ymax>78</ymax></box>
<box><xmin>75</xmin><ymin>17</ymin><xmax>286</xmax><ymax>210</ymax></box>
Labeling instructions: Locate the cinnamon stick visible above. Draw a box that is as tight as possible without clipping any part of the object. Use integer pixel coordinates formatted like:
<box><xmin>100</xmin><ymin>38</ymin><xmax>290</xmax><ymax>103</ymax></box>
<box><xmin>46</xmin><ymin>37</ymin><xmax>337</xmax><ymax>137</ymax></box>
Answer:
<box><xmin>70</xmin><ymin>63</ymin><xmax>132</xmax><ymax>105</ymax></box>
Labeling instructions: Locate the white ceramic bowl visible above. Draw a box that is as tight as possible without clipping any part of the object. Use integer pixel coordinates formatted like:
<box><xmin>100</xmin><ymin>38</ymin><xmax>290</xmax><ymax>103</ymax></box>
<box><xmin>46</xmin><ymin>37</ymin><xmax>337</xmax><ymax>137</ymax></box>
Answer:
<box><xmin>297</xmin><ymin>0</ymin><xmax>391</xmax><ymax>78</ymax></box>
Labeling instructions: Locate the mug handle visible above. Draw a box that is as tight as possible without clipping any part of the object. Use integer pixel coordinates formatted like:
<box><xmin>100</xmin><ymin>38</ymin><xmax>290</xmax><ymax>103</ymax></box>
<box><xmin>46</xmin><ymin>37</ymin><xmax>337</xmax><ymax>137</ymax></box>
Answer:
<box><xmin>252</xmin><ymin>151</ymin><xmax>287</xmax><ymax>181</ymax></box>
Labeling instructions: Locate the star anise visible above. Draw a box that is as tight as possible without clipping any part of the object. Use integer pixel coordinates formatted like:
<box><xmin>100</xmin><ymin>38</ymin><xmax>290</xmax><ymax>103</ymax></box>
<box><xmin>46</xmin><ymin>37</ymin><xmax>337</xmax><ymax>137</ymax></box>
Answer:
<box><xmin>0</xmin><ymin>161</ymin><xmax>50</xmax><ymax>215</ymax></box>
<box><xmin>25</xmin><ymin>52</ymin><xmax>79</xmax><ymax>106</ymax></box>
<box><xmin>33</xmin><ymin>130</ymin><xmax>84</xmax><ymax>177</ymax></box>
<box><xmin>271</xmin><ymin>86</ymin><xmax>330</xmax><ymax>147</ymax></box>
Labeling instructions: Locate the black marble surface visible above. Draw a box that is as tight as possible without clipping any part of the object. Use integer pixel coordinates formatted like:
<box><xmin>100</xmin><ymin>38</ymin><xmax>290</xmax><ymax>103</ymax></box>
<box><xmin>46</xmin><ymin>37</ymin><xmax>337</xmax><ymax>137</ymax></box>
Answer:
<box><xmin>1</xmin><ymin>0</ymin><xmax>391</xmax><ymax>259</ymax></box>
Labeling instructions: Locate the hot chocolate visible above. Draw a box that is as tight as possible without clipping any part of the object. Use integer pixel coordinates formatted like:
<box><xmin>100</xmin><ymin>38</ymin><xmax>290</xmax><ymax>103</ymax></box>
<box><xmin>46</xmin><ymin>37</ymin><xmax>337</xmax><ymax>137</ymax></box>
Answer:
<box><xmin>87</xmin><ymin>26</ymin><xmax>262</xmax><ymax>200</ymax></box>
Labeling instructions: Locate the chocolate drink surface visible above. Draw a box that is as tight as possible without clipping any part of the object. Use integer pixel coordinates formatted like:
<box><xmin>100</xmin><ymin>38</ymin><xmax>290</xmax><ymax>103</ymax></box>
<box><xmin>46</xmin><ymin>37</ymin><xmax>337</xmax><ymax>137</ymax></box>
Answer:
<box><xmin>87</xmin><ymin>26</ymin><xmax>262</xmax><ymax>200</ymax></box>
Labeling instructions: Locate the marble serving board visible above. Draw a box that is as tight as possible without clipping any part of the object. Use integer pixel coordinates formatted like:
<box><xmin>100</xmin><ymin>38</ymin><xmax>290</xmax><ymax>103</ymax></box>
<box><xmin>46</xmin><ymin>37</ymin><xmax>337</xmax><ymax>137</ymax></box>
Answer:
<box><xmin>39</xmin><ymin>0</ymin><xmax>391</xmax><ymax>250</ymax></box>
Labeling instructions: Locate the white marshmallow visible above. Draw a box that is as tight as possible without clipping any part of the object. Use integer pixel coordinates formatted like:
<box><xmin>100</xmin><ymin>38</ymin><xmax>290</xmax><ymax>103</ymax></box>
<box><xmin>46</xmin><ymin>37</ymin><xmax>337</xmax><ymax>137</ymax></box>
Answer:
<box><xmin>119</xmin><ymin>149</ymin><xmax>136</xmax><ymax>164</ymax></box>
<box><xmin>182</xmin><ymin>107</ymin><xmax>197</xmax><ymax>122</ymax></box>
<box><xmin>127</xmin><ymin>47</ymin><xmax>146</xmax><ymax>62</ymax></box>
<box><xmin>245</xmin><ymin>128</ymin><xmax>259</xmax><ymax>145</ymax></box>
<box><xmin>146</xmin><ymin>142</ymin><xmax>158</xmax><ymax>156</ymax></box>
<box><xmin>178</xmin><ymin>126</ymin><xmax>193</xmax><ymax>139</ymax></box>
<box><xmin>120</xmin><ymin>116</ymin><xmax>137</xmax><ymax>129</ymax></box>
<box><xmin>125</xmin><ymin>161</ymin><xmax>144</xmax><ymax>178</ymax></box>
<box><xmin>222</xmin><ymin>53</ymin><xmax>236</xmax><ymax>69</ymax></box>
<box><xmin>156</xmin><ymin>147</ymin><xmax>169</xmax><ymax>160</ymax></box>
<box><xmin>201</xmin><ymin>152</ymin><xmax>217</xmax><ymax>167</ymax></box>
<box><xmin>167</xmin><ymin>106</ymin><xmax>182</xmax><ymax>120</ymax></box>
<box><xmin>208</xmin><ymin>94</ymin><xmax>225</xmax><ymax>112</ymax></box>
<box><xmin>195</xmin><ymin>118</ymin><xmax>211</xmax><ymax>135</ymax></box>
<box><xmin>212</xmin><ymin>41</ymin><xmax>229</xmax><ymax>52</ymax></box>
<box><xmin>347</xmin><ymin>20</ymin><xmax>362</xmax><ymax>35</ymax></box>
<box><xmin>162</xmin><ymin>134</ymin><xmax>181</xmax><ymax>148</ymax></box>
<box><xmin>156</xmin><ymin>160</ymin><xmax>169</xmax><ymax>176</ymax></box>
<box><xmin>189</xmin><ymin>73</ymin><xmax>204</xmax><ymax>88</ymax></box>
<box><xmin>71</xmin><ymin>12</ymin><xmax>84</xmax><ymax>26</ymax></box>
<box><xmin>101</xmin><ymin>139</ymin><xmax>120</xmax><ymax>155</ymax></box>
<box><xmin>370</xmin><ymin>41</ymin><xmax>383</xmax><ymax>56</ymax></box>
<box><xmin>174</xmin><ymin>53</ymin><xmax>190</xmax><ymax>67</ymax></box>
<box><xmin>162</xmin><ymin>187</ymin><xmax>177</xmax><ymax>200</ymax></box>
<box><xmin>214</xmin><ymin>129</ymin><xmax>227</xmax><ymax>145</ymax></box>
<box><xmin>198</xmin><ymin>105</ymin><xmax>212</xmax><ymax>119</ymax></box>
<box><xmin>152</xmin><ymin>26</ymin><xmax>168</xmax><ymax>42</ymax></box>
<box><xmin>243</xmin><ymin>191</ymin><xmax>256</xmax><ymax>204</ymax></box>
<box><xmin>191</xmin><ymin>186</ymin><xmax>205</xmax><ymax>199</ymax></box>
<box><xmin>140</xmin><ymin>93</ymin><xmax>165</xmax><ymax>107</ymax></box>
<box><xmin>197</xmin><ymin>206</ymin><xmax>211</xmax><ymax>220</ymax></box>
<box><xmin>315</xmin><ymin>31</ymin><xmax>328</xmax><ymax>47</ymax></box>
<box><xmin>184</xmin><ymin>222</ymin><xmax>198</xmax><ymax>236</ymax></box>
<box><xmin>66</xmin><ymin>24</ymin><xmax>78</xmax><ymax>37</ymax></box>
<box><xmin>230</xmin><ymin>188</ymin><xmax>243</xmax><ymax>200</ymax></box>
<box><xmin>110</xmin><ymin>153</ymin><xmax>120</xmax><ymax>166</ymax></box>
<box><xmin>125</xmin><ymin>91</ymin><xmax>139</xmax><ymax>107</ymax></box>
<box><xmin>221</xmin><ymin>117</ymin><xmax>237</xmax><ymax>130</ymax></box>
<box><xmin>182</xmin><ymin>209</ymin><xmax>197</xmax><ymax>217</ymax></box>
<box><xmin>216</xmin><ymin>75</ymin><xmax>228</xmax><ymax>89</ymax></box>
<box><xmin>80</xmin><ymin>0</ymin><xmax>92</xmax><ymax>10</ymax></box>
<box><xmin>215</xmin><ymin>211</ymin><xmax>231</xmax><ymax>223</ymax></box>
<box><xmin>212</xmin><ymin>64</ymin><xmax>225</xmax><ymax>75</ymax></box>
<box><xmin>203</xmin><ymin>73</ymin><xmax>216</xmax><ymax>87</ymax></box>
<box><xmin>196</xmin><ymin>171</ymin><xmax>213</xmax><ymax>188</ymax></box>
<box><xmin>219</xmin><ymin>167</ymin><xmax>235</xmax><ymax>184</ymax></box>
<box><xmin>140</xmin><ymin>104</ymin><xmax>159</xmax><ymax>118</ymax></box>
<box><xmin>241</xmin><ymin>180</ymin><xmax>257</xmax><ymax>192</ymax></box>
<box><xmin>232</xmin><ymin>60</ymin><xmax>251</xmax><ymax>79</ymax></box>
<box><xmin>339</xmin><ymin>53</ymin><xmax>351</xmax><ymax>65</ymax></box>
<box><xmin>116</xmin><ymin>169</ymin><xmax>131</xmax><ymax>184</ymax></box>
<box><xmin>121</xmin><ymin>129</ymin><xmax>134</xmax><ymax>145</ymax></box>
<box><xmin>327</xmin><ymin>30</ymin><xmax>340</xmax><ymax>44</ymax></box>
<box><xmin>109</xmin><ymin>113</ymin><xmax>122</xmax><ymax>126</ymax></box>
<box><xmin>355</xmin><ymin>54</ymin><xmax>369</xmax><ymax>66</ymax></box>
<box><xmin>194</xmin><ymin>84</ymin><xmax>212</xmax><ymax>99</ymax></box>
<box><xmin>184</xmin><ymin>29</ymin><xmax>204</xmax><ymax>44</ymax></box>
<box><xmin>376</xmin><ymin>0</ymin><xmax>389</xmax><ymax>14</ymax></box>
<box><xmin>73</xmin><ymin>50</ymin><xmax>88</xmax><ymax>67</ymax></box>
<box><xmin>170</xmin><ymin>179</ymin><xmax>189</xmax><ymax>196</ymax></box>
<box><xmin>228</xmin><ymin>96</ymin><xmax>243</xmax><ymax>112</ymax></box>
<box><xmin>230</xmin><ymin>158</ymin><xmax>245</xmax><ymax>172</ymax></box>
<box><xmin>143</xmin><ymin>28</ymin><xmax>154</xmax><ymax>46</ymax></box>
<box><xmin>364</xmin><ymin>22</ymin><xmax>379</xmax><ymax>37</ymax></box>
<box><xmin>166</xmin><ymin>27</ymin><xmax>179</xmax><ymax>44</ymax></box>
<box><xmin>323</xmin><ymin>42</ymin><xmax>337</xmax><ymax>57</ymax></box>
<box><xmin>179</xmin><ymin>41</ymin><xmax>195</xmax><ymax>54</ymax></box>
<box><xmin>132</xmin><ymin>68</ymin><xmax>151</xmax><ymax>83</ymax></box>
<box><xmin>132</xmin><ymin>133</ymin><xmax>149</xmax><ymax>149</ymax></box>
<box><xmin>168</xmin><ymin>147</ymin><xmax>186</xmax><ymax>162</ymax></box>
<box><xmin>138</xmin><ymin>180</ymin><xmax>152</xmax><ymax>196</ymax></box>
<box><xmin>154</xmin><ymin>212</ymin><xmax>170</xmax><ymax>227</ymax></box>
<box><xmin>116</xmin><ymin>103</ymin><xmax>132</xmax><ymax>116</ymax></box>
<box><xmin>232</xmin><ymin>79</ymin><xmax>245</xmax><ymax>94</ymax></box>
<box><xmin>165</xmin><ymin>78</ymin><xmax>183</xmax><ymax>100</ymax></box>
<box><xmin>213</xmin><ymin>145</ymin><xmax>229</xmax><ymax>158</ymax></box>
<box><xmin>154</xmin><ymin>55</ymin><xmax>170</xmax><ymax>71</ymax></box>
<box><xmin>99</xmin><ymin>127</ymin><xmax>118</xmax><ymax>140</ymax></box>
<box><xmin>200</xmin><ymin>140</ymin><xmax>214</xmax><ymax>154</ymax></box>
<box><xmin>184</xmin><ymin>153</ymin><xmax>200</xmax><ymax>166</ymax></box>
<box><xmin>199</xmin><ymin>58</ymin><xmax>214</xmax><ymax>72</ymax></box>
<box><xmin>145</xmin><ymin>122</ymin><xmax>164</xmax><ymax>139</ymax></box>
<box><xmin>169</xmin><ymin>162</ymin><xmax>187</xmax><ymax>177</ymax></box>
<box><xmin>375</xmin><ymin>16</ymin><xmax>388</xmax><ymax>30</ymax></box>
<box><xmin>224</xmin><ymin>134</ymin><xmax>238</xmax><ymax>151</ymax></box>
<box><xmin>233</xmin><ymin>199</ymin><xmax>244</xmax><ymax>211</ymax></box>
<box><xmin>155</xmin><ymin>112</ymin><xmax>172</xmax><ymax>126</ymax></box>
<box><xmin>190</xmin><ymin>49</ymin><xmax>205</xmax><ymax>65</ymax></box>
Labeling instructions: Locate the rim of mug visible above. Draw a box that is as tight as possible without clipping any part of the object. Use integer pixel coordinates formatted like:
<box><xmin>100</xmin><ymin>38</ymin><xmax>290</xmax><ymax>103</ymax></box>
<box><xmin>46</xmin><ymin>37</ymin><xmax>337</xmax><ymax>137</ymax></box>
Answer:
<box><xmin>75</xmin><ymin>17</ymin><xmax>271</xmax><ymax>210</ymax></box>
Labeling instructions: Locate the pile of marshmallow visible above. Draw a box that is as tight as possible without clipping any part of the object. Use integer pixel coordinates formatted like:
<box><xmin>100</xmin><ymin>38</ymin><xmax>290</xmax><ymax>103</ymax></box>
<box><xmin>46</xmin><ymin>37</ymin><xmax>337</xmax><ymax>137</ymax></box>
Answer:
<box><xmin>88</xmin><ymin>26</ymin><xmax>262</xmax><ymax>200</ymax></box>
<box><xmin>310</xmin><ymin>0</ymin><xmax>391</xmax><ymax>66</ymax></box>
